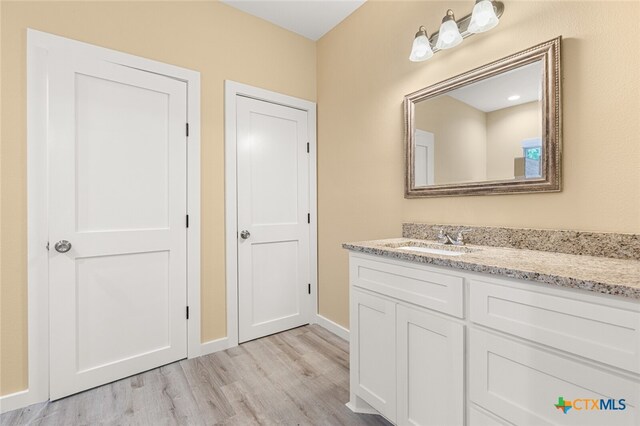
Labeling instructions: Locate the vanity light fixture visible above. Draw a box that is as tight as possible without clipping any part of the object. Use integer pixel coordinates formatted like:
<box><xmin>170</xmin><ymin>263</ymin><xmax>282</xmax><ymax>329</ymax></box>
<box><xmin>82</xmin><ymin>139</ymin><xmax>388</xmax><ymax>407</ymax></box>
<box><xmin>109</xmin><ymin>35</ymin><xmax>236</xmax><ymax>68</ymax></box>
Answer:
<box><xmin>436</xmin><ymin>10</ymin><xmax>463</xmax><ymax>50</ymax></box>
<box><xmin>409</xmin><ymin>0</ymin><xmax>504</xmax><ymax>62</ymax></box>
<box><xmin>508</xmin><ymin>94</ymin><xmax>521</xmax><ymax>101</ymax></box>
<box><xmin>468</xmin><ymin>0</ymin><xmax>500</xmax><ymax>33</ymax></box>
<box><xmin>409</xmin><ymin>26</ymin><xmax>434</xmax><ymax>62</ymax></box>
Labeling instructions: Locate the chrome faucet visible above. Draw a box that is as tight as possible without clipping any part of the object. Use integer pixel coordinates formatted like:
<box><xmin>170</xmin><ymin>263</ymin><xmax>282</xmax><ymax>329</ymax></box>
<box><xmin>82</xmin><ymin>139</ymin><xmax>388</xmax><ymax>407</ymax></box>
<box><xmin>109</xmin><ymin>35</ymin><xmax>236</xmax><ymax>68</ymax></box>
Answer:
<box><xmin>436</xmin><ymin>228</ymin><xmax>455</xmax><ymax>245</ymax></box>
<box><xmin>435</xmin><ymin>227</ymin><xmax>471</xmax><ymax>246</ymax></box>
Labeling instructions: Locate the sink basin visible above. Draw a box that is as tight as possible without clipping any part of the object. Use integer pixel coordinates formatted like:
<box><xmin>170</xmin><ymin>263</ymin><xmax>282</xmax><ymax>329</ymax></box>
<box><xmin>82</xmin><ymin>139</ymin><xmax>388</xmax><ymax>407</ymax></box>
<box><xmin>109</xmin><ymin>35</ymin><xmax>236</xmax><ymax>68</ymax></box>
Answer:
<box><xmin>397</xmin><ymin>246</ymin><xmax>465</xmax><ymax>256</ymax></box>
<box><xmin>382</xmin><ymin>241</ymin><xmax>479</xmax><ymax>256</ymax></box>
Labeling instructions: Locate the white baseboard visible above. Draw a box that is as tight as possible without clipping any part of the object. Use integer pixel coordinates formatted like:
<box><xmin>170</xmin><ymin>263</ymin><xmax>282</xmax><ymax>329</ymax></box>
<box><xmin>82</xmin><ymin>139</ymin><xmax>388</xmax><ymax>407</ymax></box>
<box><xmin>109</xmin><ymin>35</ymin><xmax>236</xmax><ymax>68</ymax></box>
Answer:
<box><xmin>200</xmin><ymin>337</ymin><xmax>231</xmax><ymax>356</ymax></box>
<box><xmin>315</xmin><ymin>314</ymin><xmax>350</xmax><ymax>341</ymax></box>
<box><xmin>0</xmin><ymin>389</ymin><xmax>37</xmax><ymax>414</ymax></box>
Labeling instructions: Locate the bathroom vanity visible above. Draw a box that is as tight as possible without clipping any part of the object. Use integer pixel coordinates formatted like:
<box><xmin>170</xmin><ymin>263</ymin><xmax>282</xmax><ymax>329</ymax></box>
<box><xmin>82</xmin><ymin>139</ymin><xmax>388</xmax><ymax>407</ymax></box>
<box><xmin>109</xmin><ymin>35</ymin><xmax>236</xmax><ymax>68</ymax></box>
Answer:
<box><xmin>343</xmin><ymin>226</ymin><xmax>640</xmax><ymax>426</ymax></box>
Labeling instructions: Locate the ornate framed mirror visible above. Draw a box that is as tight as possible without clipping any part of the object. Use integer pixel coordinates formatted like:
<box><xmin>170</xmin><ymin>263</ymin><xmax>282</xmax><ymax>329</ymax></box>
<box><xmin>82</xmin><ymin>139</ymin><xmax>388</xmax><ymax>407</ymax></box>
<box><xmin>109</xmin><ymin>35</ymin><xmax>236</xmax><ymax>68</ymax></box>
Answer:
<box><xmin>404</xmin><ymin>37</ymin><xmax>562</xmax><ymax>197</ymax></box>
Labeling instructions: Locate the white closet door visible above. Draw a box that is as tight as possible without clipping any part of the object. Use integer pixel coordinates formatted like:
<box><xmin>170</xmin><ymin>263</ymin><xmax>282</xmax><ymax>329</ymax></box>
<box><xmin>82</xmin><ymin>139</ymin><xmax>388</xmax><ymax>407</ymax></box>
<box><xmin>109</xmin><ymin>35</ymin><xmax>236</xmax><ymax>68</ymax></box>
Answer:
<box><xmin>236</xmin><ymin>96</ymin><xmax>311</xmax><ymax>343</ymax></box>
<box><xmin>48</xmin><ymin>56</ymin><xmax>188</xmax><ymax>400</ymax></box>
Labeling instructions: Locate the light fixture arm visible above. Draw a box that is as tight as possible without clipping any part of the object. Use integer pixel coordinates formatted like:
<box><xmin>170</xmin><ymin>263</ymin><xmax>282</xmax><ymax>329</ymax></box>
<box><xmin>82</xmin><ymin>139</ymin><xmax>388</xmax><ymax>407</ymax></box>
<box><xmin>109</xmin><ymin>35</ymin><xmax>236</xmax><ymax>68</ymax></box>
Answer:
<box><xmin>429</xmin><ymin>1</ymin><xmax>504</xmax><ymax>53</ymax></box>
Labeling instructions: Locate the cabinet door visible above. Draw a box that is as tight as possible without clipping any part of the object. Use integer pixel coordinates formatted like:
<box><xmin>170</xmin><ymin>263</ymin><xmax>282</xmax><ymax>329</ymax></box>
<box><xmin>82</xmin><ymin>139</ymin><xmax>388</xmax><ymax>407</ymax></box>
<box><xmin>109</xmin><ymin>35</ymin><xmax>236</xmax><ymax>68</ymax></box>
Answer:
<box><xmin>396</xmin><ymin>305</ymin><xmax>464</xmax><ymax>426</ymax></box>
<box><xmin>470</xmin><ymin>329</ymin><xmax>639</xmax><ymax>426</ymax></box>
<box><xmin>351</xmin><ymin>289</ymin><xmax>396</xmax><ymax>421</ymax></box>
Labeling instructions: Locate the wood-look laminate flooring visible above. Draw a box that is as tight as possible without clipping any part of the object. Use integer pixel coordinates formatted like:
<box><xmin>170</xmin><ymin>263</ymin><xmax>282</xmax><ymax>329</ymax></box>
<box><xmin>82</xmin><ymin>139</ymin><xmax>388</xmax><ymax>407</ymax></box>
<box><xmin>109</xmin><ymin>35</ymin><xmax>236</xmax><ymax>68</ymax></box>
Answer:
<box><xmin>1</xmin><ymin>325</ymin><xmax>389</xmax><ymax>426</ymax></box>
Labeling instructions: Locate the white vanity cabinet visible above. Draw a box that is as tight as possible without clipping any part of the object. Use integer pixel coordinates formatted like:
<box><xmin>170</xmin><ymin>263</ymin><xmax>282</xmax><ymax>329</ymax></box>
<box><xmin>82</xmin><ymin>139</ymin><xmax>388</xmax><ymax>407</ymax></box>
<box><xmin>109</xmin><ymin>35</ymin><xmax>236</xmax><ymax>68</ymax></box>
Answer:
<box><xmin>348</xmin><ymin>253</ymin><xmax>466</xmax><ymax>425</ymax></box>
<box><xmin>347</xmin><ymin>252</ymin><xmax>640</xmax><ymax>426</ymax></box>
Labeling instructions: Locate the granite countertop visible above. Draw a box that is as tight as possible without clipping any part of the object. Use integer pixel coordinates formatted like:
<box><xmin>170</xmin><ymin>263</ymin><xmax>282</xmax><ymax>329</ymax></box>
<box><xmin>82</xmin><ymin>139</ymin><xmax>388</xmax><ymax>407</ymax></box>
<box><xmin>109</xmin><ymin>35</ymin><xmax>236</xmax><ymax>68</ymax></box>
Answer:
<box><xmin>342</xmin><ymin>238</ymin><xmax>640</xmax><ymax>300</ymax></box>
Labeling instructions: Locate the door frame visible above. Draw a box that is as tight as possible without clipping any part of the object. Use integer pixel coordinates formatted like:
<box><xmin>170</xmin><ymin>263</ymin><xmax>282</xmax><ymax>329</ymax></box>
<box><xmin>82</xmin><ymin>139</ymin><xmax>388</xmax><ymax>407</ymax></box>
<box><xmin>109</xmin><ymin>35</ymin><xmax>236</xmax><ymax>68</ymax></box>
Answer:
<box><xmin>17</xmin><ymin>29</ymin><xmax>201</xmax><ymax>411</ymax></box>
<box><xmin>224</xmin><ymin>80</ymin><xmax>317</xmax><ymax>348</ymax></box>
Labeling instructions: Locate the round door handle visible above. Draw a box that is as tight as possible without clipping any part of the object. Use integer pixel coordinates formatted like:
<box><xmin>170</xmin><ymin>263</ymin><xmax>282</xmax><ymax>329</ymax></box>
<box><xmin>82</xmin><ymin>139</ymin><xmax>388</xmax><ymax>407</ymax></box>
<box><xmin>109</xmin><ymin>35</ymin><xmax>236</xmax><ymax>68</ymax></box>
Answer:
<box><xmin>54</xmin><ymin>240</ymin><xmax>72</xmax><ymax>253</ymax></box>
<box><xmin>240</xmin><ymin>230</ymin><xmax>251</xmax><ymax>240</ymax></box>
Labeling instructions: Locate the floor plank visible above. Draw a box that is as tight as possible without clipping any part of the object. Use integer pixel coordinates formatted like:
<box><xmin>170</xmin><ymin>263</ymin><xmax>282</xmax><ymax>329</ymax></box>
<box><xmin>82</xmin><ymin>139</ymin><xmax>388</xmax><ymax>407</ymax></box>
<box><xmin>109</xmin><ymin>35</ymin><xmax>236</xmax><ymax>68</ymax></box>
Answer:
<box><xmin>1</xmin><ymin>325</ymin><xmax>389</xmax><ymax>426</ymax></box>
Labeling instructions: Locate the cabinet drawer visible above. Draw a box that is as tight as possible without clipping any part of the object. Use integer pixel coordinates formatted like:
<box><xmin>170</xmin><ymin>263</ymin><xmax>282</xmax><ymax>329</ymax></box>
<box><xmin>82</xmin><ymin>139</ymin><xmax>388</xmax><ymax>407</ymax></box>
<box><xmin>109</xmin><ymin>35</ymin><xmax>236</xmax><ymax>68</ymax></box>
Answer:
<box><xmin>469</xmin><ymin>329</ymin><xmax>639</xmax><ymax>426</ymax></box>
<box><xmin>470</xmin><ymin>280</ymin><xmax>640</xmax><ymax>373</ymax></box>
<box><xmin>350</xmin><ymin>254</ymin><xmax>464</xmax><ymax>318</ymax></box>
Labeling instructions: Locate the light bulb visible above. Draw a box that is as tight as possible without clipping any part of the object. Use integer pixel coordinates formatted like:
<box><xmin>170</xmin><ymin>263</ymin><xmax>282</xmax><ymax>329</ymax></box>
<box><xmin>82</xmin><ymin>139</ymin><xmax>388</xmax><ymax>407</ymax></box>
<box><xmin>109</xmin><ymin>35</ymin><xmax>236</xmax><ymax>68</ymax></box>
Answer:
<box><xmin>435</xmin><ymin>10</ymin><xmax>463</xmax><ymax>50</ymax></box>
<box><xmin>508</xmin><ymin>95</ymin><xmax>520</xmax><ymax>101</ymax></box>
<box><xmin>409</xmin><ymin>27</ymin><xmax>433</xmax><ymax>62</ymax></box>
<box><xmin>468</xmin><ymin>0</ymin><xmax>500</xmax><ymax>34</ymax></box>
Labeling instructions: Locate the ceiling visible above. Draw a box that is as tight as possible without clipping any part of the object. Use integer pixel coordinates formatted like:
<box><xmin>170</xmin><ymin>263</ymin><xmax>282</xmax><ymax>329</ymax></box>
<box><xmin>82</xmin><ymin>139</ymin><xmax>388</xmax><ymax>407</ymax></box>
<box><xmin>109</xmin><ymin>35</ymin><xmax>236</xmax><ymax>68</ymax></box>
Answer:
<box><xmin>220</xmin><ymin>0</ymin><xmax>366</xmax><ymax>41</ymax></box>
<box><xmin>447</xmin><ymin>61</ymin><xmax>543</xmax><ymax>112</ymax></box>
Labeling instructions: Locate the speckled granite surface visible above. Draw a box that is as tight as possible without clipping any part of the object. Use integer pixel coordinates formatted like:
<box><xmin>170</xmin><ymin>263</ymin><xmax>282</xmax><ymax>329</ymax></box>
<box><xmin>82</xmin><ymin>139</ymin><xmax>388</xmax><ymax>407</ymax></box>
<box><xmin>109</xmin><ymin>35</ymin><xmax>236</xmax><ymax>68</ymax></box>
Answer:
<box><xmin>343</xmin><ymin>238</ymin><xmax>640</xmax><ymax>300</ymax></box>
<box><xmin>402</xmin><ymin>223</ymin><xmax>640</xmax><ymax>261</ymax></box>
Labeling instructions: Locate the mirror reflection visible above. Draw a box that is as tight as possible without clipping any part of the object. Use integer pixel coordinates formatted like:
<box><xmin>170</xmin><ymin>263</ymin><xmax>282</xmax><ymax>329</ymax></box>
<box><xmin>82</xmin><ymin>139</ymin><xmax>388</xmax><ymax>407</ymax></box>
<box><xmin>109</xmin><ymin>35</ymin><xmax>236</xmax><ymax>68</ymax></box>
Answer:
<box><xmin>413</xmin><ymin>61</ymin><xmax>543</xmax><ymax>187</ymax></box>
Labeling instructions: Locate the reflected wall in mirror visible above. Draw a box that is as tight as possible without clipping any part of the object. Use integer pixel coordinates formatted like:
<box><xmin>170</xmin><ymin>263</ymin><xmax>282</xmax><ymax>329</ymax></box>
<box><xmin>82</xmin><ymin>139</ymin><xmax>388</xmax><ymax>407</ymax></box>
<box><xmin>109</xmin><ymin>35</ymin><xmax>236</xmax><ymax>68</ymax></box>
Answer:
<box><xmin>405</xmin><ymin>37</ymin><xmax>561</xmax><ymax>197</ymax></box>
<box><xmin>414</xmin><ymin>61</ymin><xmax>543</xmax><ymax>185</ymax></box>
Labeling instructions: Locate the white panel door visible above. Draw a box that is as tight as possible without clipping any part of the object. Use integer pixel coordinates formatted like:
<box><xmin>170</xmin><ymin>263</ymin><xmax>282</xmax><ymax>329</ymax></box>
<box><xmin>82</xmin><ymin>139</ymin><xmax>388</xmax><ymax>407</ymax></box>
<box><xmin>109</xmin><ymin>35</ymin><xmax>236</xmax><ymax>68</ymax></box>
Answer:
<box><xmin>236</xmin><ymin>96</ymin><xmax>310</xmax><ymax>343</ymax></box>
<box><xmin>48</xmin><ymin>56</ymin><xmax>188</xmax><ymax>400</ymax></box>
<box><xmin>396</xmin><ymin>304</ymin><xmax>464</xmax><ymax>426</ymax></box>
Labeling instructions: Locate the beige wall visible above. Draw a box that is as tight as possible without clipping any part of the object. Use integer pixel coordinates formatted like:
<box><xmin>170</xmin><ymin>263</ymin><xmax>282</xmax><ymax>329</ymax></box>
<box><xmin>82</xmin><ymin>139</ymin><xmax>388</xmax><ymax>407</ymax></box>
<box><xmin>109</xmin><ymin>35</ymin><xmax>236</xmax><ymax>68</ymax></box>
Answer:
<box><xmin>415</xmin><ymin>95</ymin><xmax>487</xmax><ymax>184</ymax></box>
<box><xmin>0</xmin><ymin>0</ymin><xmax>316</xmax><ymax>395</ymax></box>
<box><xmin>317</xmin><ymin>1</ymin><xmax>640</xmax><ymax>328</ymax></box>
<box><xmin>486</xmin><ymin>101</ymin><xmax>541</xmax><ymax>181</ymax></box>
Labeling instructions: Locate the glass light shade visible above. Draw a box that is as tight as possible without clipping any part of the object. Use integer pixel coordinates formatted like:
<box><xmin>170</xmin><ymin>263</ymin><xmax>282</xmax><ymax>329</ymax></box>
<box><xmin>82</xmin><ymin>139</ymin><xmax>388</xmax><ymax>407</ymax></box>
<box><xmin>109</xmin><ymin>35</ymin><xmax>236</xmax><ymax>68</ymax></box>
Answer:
<box><xmin>468</xmin><ymin>0</ymin><xmax>500</xmax><ymax>33</ymax></box>
<box><xmin>409</xmin><ymin>34</ymin><xmax>433</xmax><ymax>62</ymax></box>
<box><xmin>435</xmin><ymin>19</ymin><xmax>462</xmax><ymax>50</ymax></box>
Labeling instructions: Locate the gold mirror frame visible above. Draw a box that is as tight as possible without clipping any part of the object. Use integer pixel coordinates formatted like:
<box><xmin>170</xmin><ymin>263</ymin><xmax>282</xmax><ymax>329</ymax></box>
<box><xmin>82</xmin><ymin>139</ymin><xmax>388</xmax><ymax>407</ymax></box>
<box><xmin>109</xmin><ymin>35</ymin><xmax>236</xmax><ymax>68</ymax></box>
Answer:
<box><xmin>404</xmin><ymin>37</ymin><xmax>562</xmax><ymax>198</ymax></box>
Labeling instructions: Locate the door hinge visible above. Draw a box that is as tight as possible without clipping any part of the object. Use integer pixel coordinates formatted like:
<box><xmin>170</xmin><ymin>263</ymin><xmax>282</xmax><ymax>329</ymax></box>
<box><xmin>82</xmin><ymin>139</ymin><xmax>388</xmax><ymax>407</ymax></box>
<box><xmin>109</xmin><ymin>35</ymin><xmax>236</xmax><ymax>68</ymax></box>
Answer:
<box><xmin>308</xmin><ymin>283</ymin><xmax>311</xmax><ymax>295</ymax></box>
<box><xmin>307</xmin><ymin>142</ymin><xmax>309</xmax><ymax>153</ymax></box>
<box><xmin>46</xmin><ymin>242</ymin><xmax>49</xmax><ymax>251</ymax></box>
<box><xmin>186</xmin><ymin>306</ymin><xmax>190</xmax><ymax>320</ymax></box>
<box><xmin>186</xmin><ymin>123</ymin><xmax>189</xmax><ymax>137</ymax></box>
<box><xmin>186</xmin><ymin>214</ymin><xmax>189</xmax><ymax>228</ymax></box>
<box><xmin>307</xmin><ymin>213</ymin><xmax>310</xmax><ymax>224</ymax></box>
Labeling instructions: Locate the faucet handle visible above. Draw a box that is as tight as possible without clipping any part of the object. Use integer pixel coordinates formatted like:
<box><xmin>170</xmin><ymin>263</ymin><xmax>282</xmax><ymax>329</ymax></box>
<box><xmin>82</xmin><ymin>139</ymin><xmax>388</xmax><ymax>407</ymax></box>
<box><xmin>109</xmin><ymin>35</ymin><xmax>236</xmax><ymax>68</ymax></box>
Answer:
<box><xmin>455</xmin><ymin>229</ymin><xmax>472</xmax><ymax>244</ymax></box>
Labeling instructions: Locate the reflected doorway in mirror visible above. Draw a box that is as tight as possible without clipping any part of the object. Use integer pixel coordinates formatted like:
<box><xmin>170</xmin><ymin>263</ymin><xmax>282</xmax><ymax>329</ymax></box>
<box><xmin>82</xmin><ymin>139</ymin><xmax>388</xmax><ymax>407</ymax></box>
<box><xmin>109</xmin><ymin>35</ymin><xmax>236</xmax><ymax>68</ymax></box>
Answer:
<box><xmin>414</xmin><ymin>129</ymin><xmax>435</xmax><ymax>186</ymax></box>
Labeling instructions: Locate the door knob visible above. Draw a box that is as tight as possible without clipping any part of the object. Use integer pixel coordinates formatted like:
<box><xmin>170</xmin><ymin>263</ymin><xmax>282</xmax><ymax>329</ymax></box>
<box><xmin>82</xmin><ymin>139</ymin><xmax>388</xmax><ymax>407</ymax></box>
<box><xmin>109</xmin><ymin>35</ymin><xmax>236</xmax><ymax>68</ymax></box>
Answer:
<box><xmin>240</xmin><ymin>230</ymin><xmax>251</xmax><ymax>240</ymax></box>
<box><xmin>54</xmin><ymin>240</ymin><xmax>72</xmax><ymax>253</ymax></box>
